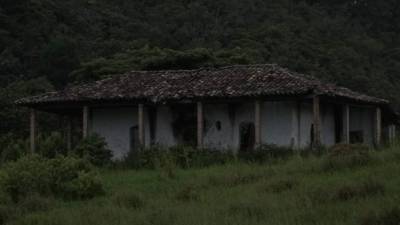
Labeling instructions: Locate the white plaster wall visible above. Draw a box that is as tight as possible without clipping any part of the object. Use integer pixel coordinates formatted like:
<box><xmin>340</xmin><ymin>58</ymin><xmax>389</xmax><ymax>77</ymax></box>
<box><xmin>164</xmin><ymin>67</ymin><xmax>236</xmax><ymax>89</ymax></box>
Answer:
<box><xmin>299</xmin><ymin>103</ymin><xmax>313</xmax><ymax>147</ymax></box>
<box><xmin>154</xmin><ymin>106</ymin><xmax>176</xmax><ymax>146</ymax></box>
<box><xmin>260</xmin><ymin>102</ymin><xmax>293</xmax><ymax>146</ymax></box>
<box><xmin>321</xmin><ymin>104</ymin><xmax>336</xmax><ymax>146</ymax></box>
<box><xmin>298</xmin><ymin>103</ymin><xmax>335</xmax><ymax>148</ymax></box>
<box><xmin>349</xmin><ymin>107</ymin><xmax>374</xmax><ymax>145</ymax></box>
<box><xmin>89</xmin><ymin>102</ymin><xmax>374</xmax><ymax>159</ymax></box>
<box><xmin>232</xmin><ymin>103</ymin><xmax>254</xmax><ymax>150</ymax></box>
<box><xmin>90</xmin><ymin>107</ymin><xmax>151</xmax><ymax>160</ymax></box>
<box><xmin>203</xmin><ymin>104</ymin><xmax>234</xmax><ymax>149</ymax></box>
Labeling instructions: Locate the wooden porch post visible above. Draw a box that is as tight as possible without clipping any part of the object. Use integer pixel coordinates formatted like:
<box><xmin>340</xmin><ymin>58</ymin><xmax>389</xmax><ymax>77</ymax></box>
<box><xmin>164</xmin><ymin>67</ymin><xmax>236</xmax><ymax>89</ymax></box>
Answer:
<box><xmin>342</xmin><ymin>104</ymin><xmax>350</xmax><ymax>144</ymax></box>
<box><xmin>313</xmin><ymin>96</ymin><xmax>321</xmax><ymax>148</ymax></box>
<box><xmin>82</xmin><ymin>106</ymin><xmax>89</xmax><ymax>138</ymax></box>
<box><xmin>255</xmin><ymin>100</ymin><xmax>261</xmax><ymax>147</ymax></box>
<box><xmin>391</xmin><ymin>125</ymin><xmax>397</xmax><ymax>144</ymax></box>
<box><xmin>388</xmin><ymin>125</ymin><xmax>395</xmax><ymax>144</ymax></box>
<box><xmin>197</xmin><ymin>102</ymin><xmax>203</xmax><ymax>149</ymax></box>
<box><xmin>30</xmin><ymin>109</ymin><xmax>36</xmax><ymax>153</ymax></box>
<box><xmin>138</xmin><ymin>104</ymin><xmax>145</xmax><ymax>146</ymax></box>
<box><xmin>375</xmin><ymin>107</ymin><xmax>382</xmax><ymax>146</ymax></box>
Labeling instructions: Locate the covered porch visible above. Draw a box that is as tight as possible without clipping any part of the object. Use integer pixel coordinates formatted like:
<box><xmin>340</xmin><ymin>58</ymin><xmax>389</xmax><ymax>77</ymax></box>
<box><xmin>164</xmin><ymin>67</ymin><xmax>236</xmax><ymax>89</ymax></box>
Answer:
<box><xmin>26</xmin><ymin>95</ymin><xmax>392</xmax><ymax>158</ymax></box>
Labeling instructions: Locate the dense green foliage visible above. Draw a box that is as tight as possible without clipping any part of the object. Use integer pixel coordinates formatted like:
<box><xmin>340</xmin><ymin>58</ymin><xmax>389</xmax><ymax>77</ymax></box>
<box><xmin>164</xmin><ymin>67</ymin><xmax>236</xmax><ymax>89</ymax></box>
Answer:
<box><xmin>1</xmin><ymin>145</ymin><xmax>400</xmax><ymax>224</ymax></box>
<box><xmin>1</xmin><ymin>0</ymin><xmax>400</xmax><ymax>137</ymax></box>
<box><xmin>0</xmin><ymin>155</ymin><xmax>103</xmax><ymax>202</ymax></box>
<box><xmin>122</xmin><ymin>145</ymin><xmax>235</xmax><ymax>170</ymax></box>
<box><xmin>73</xmin><ymin>134</ymin><xmax>113</xmax><ymax>167</ymax></box>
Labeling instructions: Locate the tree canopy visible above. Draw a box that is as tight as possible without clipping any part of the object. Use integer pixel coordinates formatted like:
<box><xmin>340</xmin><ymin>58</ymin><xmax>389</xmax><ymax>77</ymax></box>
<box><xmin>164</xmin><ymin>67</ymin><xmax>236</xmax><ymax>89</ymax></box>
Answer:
<box><xmin>1</xmin><ymin>0</ymin><xmax>400</xmax><ymax>135</ymax></box>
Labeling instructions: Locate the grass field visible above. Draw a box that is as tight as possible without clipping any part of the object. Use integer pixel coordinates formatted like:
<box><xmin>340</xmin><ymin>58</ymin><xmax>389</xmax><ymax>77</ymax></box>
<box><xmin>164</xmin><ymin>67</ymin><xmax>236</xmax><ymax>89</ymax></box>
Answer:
<box><xmin>4</xmin><ymin>147</ymin><xmax>400</xmax><ymax>225</ymax></box>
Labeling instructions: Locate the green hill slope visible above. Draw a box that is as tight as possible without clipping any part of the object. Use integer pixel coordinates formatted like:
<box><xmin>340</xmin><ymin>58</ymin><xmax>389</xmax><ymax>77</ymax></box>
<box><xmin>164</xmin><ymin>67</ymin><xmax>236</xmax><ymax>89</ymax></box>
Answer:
<box><xmin>1</xmin><ymin>0</ymin><xmax>400</xmax><ymax>135</ymax></box>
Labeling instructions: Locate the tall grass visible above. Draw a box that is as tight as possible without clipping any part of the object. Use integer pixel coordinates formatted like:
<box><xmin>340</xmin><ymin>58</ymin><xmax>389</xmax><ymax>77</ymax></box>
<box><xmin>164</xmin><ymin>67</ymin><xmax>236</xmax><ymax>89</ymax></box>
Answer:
<box><xmin>2</xmin><ymin>145</ymin><xmax>400</xmax><ymax>225</ymax></box>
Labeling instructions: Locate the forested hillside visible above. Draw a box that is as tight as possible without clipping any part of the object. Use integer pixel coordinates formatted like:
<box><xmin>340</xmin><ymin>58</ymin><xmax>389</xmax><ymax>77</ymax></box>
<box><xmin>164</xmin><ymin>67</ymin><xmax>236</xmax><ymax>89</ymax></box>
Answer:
<box><xmin>1</xmin><ymin>0</ymin><xmax>400</xmax><ymax>136</ymax></box>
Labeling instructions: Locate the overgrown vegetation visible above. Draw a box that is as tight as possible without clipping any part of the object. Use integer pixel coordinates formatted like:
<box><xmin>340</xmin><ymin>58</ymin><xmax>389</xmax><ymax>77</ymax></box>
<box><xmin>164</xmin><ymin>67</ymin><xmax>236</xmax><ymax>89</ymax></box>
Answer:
<box><xmin>0</xmin><ymin>155</ymin><xmax>103</xmax><ymax>202</ymax></box>
<box><xmin>0</xmin><ymin>143</ymin><xmax>399</xmax><ymax>225</ymax></box>
<box><xmin>73</xmin><ymin>134</ymin><xmax>113</xmax><ymax>167</ymax></box>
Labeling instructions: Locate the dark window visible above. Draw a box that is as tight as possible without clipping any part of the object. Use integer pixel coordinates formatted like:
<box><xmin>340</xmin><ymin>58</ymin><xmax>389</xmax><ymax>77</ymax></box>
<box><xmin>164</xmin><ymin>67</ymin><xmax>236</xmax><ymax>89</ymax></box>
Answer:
<box><xmin>239</xmin><ymin>122</ymin><xmax>255</xmax><ymax>152</ymax></box>
<box><xmin>350</xmin><ymin>130</ymin><xmax>364</xmax><ymax>144</ymax></box>
<box><xmin>334</xmin><ymin>106</ymin><xmax>343</xmax><ymax>143</ymax></box>
<box><xmin>130</xmin><ymin>126</ymin><xmax>139</xmax><ymax>152</ymax></box>
<box><xmin>216</xmin><ymin>121</ymin><xmax>222</xmax><ymax>131</ymax></box>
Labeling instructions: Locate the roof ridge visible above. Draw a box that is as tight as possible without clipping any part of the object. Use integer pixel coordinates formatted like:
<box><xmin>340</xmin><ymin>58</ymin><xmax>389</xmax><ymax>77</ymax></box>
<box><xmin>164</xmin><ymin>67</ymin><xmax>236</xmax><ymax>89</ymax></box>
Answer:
<box><xmin>15</xmin><ymin>64</ymin><xmax>389</xmax><ymax>106</ymax></box>
<box><xmin>126</xmin><ymin>64</ymin><xmax>280</xmax><ymax>74</ymax></box>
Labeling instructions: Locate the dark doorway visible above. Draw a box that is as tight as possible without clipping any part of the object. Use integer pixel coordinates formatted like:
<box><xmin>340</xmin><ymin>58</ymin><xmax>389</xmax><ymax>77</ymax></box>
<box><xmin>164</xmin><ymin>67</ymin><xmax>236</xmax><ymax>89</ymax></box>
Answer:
<box><xmin>148</xmin><ymin>107</ymin><xmax>157</xmax><ymax>145</ymax></box>
<box><xmin>130</xmin><ymin>126</ymin><xmax>139</xmax><ymax>152</ymax></box>
<box><xmin>239</xmin><ymin>122</ymin><xmax>255</xmax><ymax>151</ymax></box>
<box><xmin>171</xmin><ymin>105</ymin><xmax>196</xmax><ymax>146</ymax></box>
<box><xmin>310</xmin><ymin>124</ymin><xmax>314</xmax><ymax>145</ymax></box>
<box><xmin>350</xmin><ymin>130</ymin><xmax>364</xmax><ymax>144</ymax></box>
<box><xmin>334</xmin><ymin>106</ymin><xmax>343</xmax><ymax>143</ymax></box>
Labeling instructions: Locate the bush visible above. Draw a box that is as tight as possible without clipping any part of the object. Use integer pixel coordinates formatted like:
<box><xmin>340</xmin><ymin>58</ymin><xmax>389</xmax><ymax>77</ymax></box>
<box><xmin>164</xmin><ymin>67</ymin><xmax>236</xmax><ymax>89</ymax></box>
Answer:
<box><xmin>0</xmin><ymin>155</ymin><xmax>52</xmax><ymax>202</ymax></box>
<box><xmin>65</xmin><ymin>171</ymin><xmax>104</xmax><ymax>199</ymax></box>
<box><xmin>0</xmin><ymin>138</ymin><xmax>28</xmax><ymax>164</ymax></box>
<box><xmin>0</xmin><ymin>155</ymin><xmax>104</xmax><ymax>202</ymax></box>
<box><xmin>322</xmin><ymin>144</ymin><xmax>372</xmax><ymax>171</ymax></box>
<box><xmin>73</xmin><ymin>134</ymin><xmax>113</xmax><ymax>167</ymax></box>
<box><xmin>36</xmin><ymin>132</ymin><xmax>66</xmax><ymax>158</ymax></box>
<box><xmin>122</xmin><ymin>145</ymin><xmax>234</xmax><ymax>170</ymax></box>
<box><xmin>238</xmin><ymin>144</ymin><xmax>293</xmax><ymax>163</ymax></box>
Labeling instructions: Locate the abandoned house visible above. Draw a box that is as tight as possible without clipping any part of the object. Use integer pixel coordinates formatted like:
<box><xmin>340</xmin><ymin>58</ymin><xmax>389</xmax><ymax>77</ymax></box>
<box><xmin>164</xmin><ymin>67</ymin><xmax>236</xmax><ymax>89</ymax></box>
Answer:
<box><xmin>17</xmin><ymin>64</ymin><xmax>398</xmax><ymax>159</ymax></box>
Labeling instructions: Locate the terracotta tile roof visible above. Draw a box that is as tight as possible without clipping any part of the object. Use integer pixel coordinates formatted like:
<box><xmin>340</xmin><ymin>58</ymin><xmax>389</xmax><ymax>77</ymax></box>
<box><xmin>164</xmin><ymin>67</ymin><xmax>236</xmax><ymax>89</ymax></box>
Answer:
<box><xmin>16</xmin><ymin>64</ymin><xmax>388</xmax><ymax>106</ymax></box>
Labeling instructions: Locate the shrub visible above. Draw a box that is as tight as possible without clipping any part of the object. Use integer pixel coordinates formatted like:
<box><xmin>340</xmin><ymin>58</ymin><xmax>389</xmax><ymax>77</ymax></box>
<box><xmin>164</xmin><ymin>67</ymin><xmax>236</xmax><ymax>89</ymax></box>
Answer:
<box><xmin>113</xmin><ymin>191</ymin><xmax>145</xmax><ymax>209</ymax></box>
<box><xmin>128</xmin><ymin>146</ymin><xmax>166</xmax><ymax>169</ymax></box>
<box><xmin>73</xmin><ymin>134</ymin><xmax>113</xmax><ymax>167</ymax></box>
<box><xmin>0</xmin><ymin>155</ymin><xmax>52</xmax><ymax>202</ymax></box>
<box><xmin>0</xmin><ymin>155</ymin><xmax>103</xmax><ymax>202</ymax></box>
<box><xmin>0</xmin><ymin>138</ymin><xmax>28</xmax><ymax>164</ymax></box>
<box><xmin>123</xmin><ymin>145</ymin><xmax>234</xmax><ymax>170</ymax></box>
<box><xmin>168</xmin><ymin>145</ymin><xmax>194</xmax><ymax>169</ymax></box>
<box><xmin>63</xmin><ymin>171</ymin><xmax>104</xmax><ymax>199</ymax></box>
<box><xmin>155</xmin><ymin>151</ymin><xmax>177</xmax><ymax>179</ymax></box>
<box><xmin>322</xmin><ymin>144</ymin><xmax>372</xmax><ymax>171</ymax></box>
<box><xmin>360</xmin><ymin>207</ymin><xmax>400</xmax><ymax>225</ymax></box>
<box><xmin>238</xmin><ymin>144</ymin><xmax>293</xmax><ymax>163</ymax></box>
<box><xmin>36</xmin><ymin>132</ymin><xmax>66</xmax><ymax>158</ymax></box>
